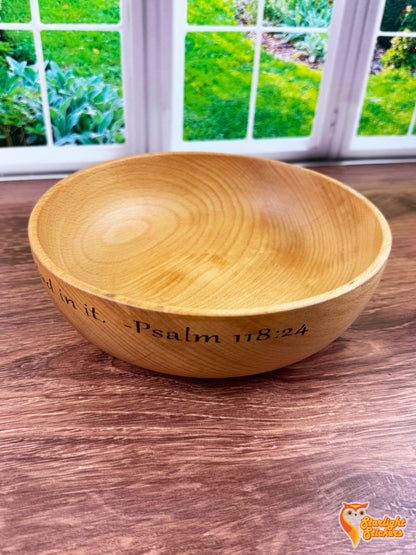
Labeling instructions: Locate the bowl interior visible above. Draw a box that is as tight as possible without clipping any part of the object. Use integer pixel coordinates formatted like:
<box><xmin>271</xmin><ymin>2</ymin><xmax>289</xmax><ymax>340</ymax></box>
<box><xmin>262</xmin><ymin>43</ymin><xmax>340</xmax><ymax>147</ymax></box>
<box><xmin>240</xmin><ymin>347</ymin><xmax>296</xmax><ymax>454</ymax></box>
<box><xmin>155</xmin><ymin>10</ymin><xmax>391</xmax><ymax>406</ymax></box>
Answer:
<box><xmin>32</xmin><ymin>153</ymin><xmax>388</xmax><ymax>313</ymax></box>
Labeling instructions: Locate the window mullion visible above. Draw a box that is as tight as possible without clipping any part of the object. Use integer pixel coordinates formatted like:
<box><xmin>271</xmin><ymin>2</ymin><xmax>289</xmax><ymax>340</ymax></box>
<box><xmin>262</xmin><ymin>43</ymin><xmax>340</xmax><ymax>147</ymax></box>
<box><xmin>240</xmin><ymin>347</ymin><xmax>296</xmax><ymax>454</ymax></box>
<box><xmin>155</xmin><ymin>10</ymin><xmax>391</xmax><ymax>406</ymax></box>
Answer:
<box><xmin>407</xmin><ymin>103</ymin><xmax>416</xmax><ymax>136</ymax></box>
<box><xmin>334</xmin><ymin>0</ymin><xmax>386</xmax><ymax>158</ymax></box>
<box><xmin>29</xmin><ymin>0</ymin><xmax>54</xmax><ymax>147</ymax></box>
<box><xmin>246</xmin><ymin>0</ymin><xmax>265</xmax><ymax>140</ymax></box>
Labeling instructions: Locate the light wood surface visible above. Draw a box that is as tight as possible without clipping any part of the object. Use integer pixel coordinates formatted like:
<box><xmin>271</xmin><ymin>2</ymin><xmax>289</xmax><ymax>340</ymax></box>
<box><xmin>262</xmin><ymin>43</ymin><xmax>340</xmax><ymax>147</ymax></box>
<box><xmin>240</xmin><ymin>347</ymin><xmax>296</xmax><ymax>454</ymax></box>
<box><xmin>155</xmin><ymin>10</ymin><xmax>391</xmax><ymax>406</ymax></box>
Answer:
<box><xmin>1</xmin><ymin>163</ymin><xmax>415</xmax><ymax>553</ymax></box>
<box><xmin>28</xmin><ymin>153</ymin><xmax>391</xmax><ymax>377</ymax></box>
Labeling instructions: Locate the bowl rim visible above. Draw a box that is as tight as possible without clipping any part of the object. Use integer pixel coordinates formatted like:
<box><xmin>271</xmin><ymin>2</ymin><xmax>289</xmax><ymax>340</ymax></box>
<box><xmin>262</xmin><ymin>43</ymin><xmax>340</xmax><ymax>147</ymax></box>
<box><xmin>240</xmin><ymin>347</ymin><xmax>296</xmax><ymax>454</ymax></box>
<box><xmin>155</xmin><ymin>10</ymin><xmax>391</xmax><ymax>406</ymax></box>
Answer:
<box><xmin>28</xmin><ymin>152</ymin><xmax>392</xmax><ymax>317</ymax></box>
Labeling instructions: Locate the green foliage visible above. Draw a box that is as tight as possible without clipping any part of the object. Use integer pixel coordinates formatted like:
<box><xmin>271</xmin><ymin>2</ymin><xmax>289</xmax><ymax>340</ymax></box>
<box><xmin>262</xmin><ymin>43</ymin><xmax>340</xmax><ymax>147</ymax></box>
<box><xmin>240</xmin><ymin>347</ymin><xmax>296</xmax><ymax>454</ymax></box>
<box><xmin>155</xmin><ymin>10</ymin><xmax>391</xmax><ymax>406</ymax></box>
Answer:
<box><xmin>264</xmin><ymin>0</ymin><xmax>331</xmax><ymax>62</ymax></box>
<box><xmin>0</xmin><ymin>32</ymin><xmax>12</xmax><ymax>67</ymax></box>
<box><xmin>233</xmin><ymin>0</ymin><xmax>257</xmax><ymax>24</ymax></box>
<box><xmin>0</xmin><ymin>57</ymin><xmax>45</xmax><ymax>147</ymax></box>
<box><xmin>288</xmin><ymin>32</ymin><xmax>328</xmax><ymax>63</ymax></box>
<box><xmin>184</xmin><ymin>31</ymin><xmax>321</xmax><ymax>140</ymax></box>
<box><xmin>39</xmin><ymin>0</ymin><xmax>119</xmax><ymax>24</ymax></box>
<box><xmin>0</xmin><ymin>30</ymin><xmax>36</xmax><ymax>65</ymax></box>
<box><xmin>400</xmin><ymin>2</ymin><xmax>416</xmax><ymax>30</ymax></box>
<box><xmin>41</xmin><ymin>30</ymin><xmax>121</xmax><ymax>89</ymax></box>
<box><xmin>0</xmin><ymin>0</ymin><xmax>31</xmax><ymax>23</ymax></box>
<box><xmin>358</xmin><ymin>68</ymin><xmax>416</xmax><ymax>135</ymax></box>
<box><xmin>380</xmin><ymin>0</ymin><xmax>407</xmax><ymax>31</ymax></box>
<box><xmin>382</xmin><ymin>4</ymin><xmax>416</xmax><ymax>71</ymax></box>
<box><xmin>254</xmin><ymin>47</ymin><xmax>321</xmax><ymax>137</ymax></box>
<box><xmin>382</xmin><ymin>35</ymin><xmax>416</xmax><ymax>71</ymax></box>
<box><xmin>0</xmin><ymin>0</ymin><xmax>120</xmax><ymax>23</ymax></box>
<box><xmin>187</xmin><ymin>0</ymin><xmax>237</xmax><ymax>25</ymax></box>
<box><xmin>0</xmin><ymin>57</ymin><xmax>124</xmax><ymax>146</ymax></box>
<box><xmin>184</xmin><ymin>32</ymin><xmax>254</xmax><ymax>140</ymax></box>
<box><xmin>264</xmin><ymin>0</ymin><xmax>332</xmax><ymax>27</ymax></box>
<box><xmin>46</xmin><ymin>61</ymin><xmax>124</xmax><ymax>145</ymax></box>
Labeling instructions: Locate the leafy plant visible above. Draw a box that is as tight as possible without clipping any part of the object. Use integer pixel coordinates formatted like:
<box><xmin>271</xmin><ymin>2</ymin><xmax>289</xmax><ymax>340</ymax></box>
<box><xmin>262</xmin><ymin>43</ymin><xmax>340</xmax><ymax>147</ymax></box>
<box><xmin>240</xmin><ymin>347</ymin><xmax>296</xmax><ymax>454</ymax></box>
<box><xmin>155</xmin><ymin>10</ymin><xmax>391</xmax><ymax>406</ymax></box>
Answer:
<box><xmin>400</xmin><ymin>2</ymin><xmax>416</xmax><ymax>30</ymax></box>
<box><xmin>4</xmin><ymin>30</ymin><xmax>37</xmax><ymax>64</ymax></box>
<box><xmin>233</xmin><ymin>0</ymin><xmax>257</xmax><ymax>24</ymax></box>
<box><xmin>382</xmin><ymin>3</ymin><xmax>416</xmax><ymax>72</ymax></box>
<box><xmin>46</xmin><ymin>61</ymin><xmax>125</xmax><ymax>145</ymax></box>
<box><xmin>380</xmin><ymin>0</ymin><xmax>408</xmax><ymax>31</ymax></box>
<box><xmin>264</xmin><ymin>0</ymin><xmax>332</xmax><ymax>27</ymax></box>
<box><xmin>0</xmin><ymin>57</ymin><xmax>45</xmax><ymax>147</ymax></box>
<box><xmin>382</xmin><ymin>35</ymin><xmax>416</xmax><ymax>71</ymax></box>
<box><xmin>290</xmin><ymin>32</ymin><xmax>328</xmax><ymax>63</ymax></box>
<box><xmin>0</xmin><ymin>57</ymin><xmax>125</xmax><ymax>146</ymax></box>
<box><xmin>264</xmin><ymin>0</ymin><xmax>331</xmax><ymax>62</ymax></box>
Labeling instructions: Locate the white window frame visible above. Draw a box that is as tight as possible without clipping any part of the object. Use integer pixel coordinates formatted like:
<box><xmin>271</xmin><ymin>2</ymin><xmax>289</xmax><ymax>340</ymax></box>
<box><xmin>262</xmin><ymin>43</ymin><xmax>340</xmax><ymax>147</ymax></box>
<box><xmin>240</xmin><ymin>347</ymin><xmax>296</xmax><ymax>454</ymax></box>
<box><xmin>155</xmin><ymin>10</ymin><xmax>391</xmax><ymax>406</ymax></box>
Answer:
<box><xmin>2</xmin><ymin>0</ymin><xmax>416</xmax><ymax>176</ymax></box>
<box><xmin>0</xmin><ymin>0</ymin><xmax>145</xmax><ymax>176</ymax></box>
<box><xmin>336</xmin><ymin>0</ymin><xmax>416</xmax><ymax>159</ymax></box>
<box><xmin>157</xmin><ymin>0</ymin><xmax>416</xmax><ymax>160</ymax></box>
<box><xmin>168</xmin><ymin>0</ymin><xmax>339</xmax><ymax>159</ymax></box>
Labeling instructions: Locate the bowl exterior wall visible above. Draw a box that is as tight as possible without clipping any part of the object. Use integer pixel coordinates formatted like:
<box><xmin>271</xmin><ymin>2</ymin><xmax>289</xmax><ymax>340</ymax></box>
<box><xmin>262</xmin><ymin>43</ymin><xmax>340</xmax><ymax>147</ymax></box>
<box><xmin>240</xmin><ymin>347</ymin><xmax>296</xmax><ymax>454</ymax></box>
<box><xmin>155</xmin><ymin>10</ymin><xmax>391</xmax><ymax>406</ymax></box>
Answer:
<box><xmin>32</xmin><ymin>253</ymin><xmax>386</xmax><ymax>378</ymax></box>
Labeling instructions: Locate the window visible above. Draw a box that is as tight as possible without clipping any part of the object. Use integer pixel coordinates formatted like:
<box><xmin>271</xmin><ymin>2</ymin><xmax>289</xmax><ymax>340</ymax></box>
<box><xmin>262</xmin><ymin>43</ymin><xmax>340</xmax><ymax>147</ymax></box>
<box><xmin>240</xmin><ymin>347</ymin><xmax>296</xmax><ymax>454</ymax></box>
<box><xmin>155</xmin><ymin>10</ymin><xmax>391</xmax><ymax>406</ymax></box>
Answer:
<box><xmin>1</xmin><ymin>0</ymin><xmax>416</xmax><ymax>176</ymax></box>
<box><xmin>170</xmin><ymin>0</ymin><xmax>335</xmax><ymax>158</ymax></box>
<box><xmin>168</xmin><ymin>0</ymin><xmax>416</xmax><ymax>159</ymax></box>
<box><xmin>0</xmin><ymin>0</ymin><xmax>144</xmax><ymax>174</ymax></box>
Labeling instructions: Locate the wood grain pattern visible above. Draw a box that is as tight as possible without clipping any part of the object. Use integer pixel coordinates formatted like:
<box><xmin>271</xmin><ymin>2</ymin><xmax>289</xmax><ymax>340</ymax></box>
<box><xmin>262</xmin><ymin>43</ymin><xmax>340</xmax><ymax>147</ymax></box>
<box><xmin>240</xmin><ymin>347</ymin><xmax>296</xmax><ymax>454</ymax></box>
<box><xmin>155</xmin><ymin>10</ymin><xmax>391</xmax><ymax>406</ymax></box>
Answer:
<box><xmin>28</xmin><ymin>153</ymin><xmax>391</xmax><ymax>377</ymax></box>
<box><xmin>1</xmin><ymin>163</ymin><xmax>415</xmax><ymax>554</ymax></box>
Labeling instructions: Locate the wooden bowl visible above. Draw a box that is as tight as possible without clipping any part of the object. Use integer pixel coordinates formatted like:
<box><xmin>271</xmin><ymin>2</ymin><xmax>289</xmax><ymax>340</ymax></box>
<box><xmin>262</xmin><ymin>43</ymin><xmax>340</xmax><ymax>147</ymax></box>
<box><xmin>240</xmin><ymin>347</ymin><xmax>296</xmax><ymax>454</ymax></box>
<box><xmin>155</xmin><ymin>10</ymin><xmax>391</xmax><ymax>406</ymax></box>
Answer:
<box><xmin>28</xmin><ymin>153</ymin><xmax>391</xmax><ymax>378</ymax></box>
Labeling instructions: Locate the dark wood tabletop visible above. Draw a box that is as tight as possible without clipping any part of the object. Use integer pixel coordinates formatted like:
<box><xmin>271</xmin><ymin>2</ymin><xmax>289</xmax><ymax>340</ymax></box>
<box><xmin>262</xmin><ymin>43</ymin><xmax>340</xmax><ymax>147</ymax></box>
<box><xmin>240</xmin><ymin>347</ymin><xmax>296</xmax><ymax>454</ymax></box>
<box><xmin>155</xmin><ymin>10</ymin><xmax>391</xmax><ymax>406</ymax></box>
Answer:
<box><xmin>1</xmin><ymin>162</ymin><xmax>415</xmax><ymax>554</ymax></box>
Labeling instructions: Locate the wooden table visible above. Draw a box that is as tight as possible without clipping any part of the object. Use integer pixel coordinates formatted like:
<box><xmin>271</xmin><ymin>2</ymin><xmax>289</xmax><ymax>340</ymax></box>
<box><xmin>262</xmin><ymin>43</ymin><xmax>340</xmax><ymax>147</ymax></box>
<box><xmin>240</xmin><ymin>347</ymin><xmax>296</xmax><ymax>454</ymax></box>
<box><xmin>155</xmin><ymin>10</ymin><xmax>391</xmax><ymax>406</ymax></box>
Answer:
<box><xmin>1</xmin><ymin>163</ymin><xmax>415</xmax><ymax>554</ymax></box>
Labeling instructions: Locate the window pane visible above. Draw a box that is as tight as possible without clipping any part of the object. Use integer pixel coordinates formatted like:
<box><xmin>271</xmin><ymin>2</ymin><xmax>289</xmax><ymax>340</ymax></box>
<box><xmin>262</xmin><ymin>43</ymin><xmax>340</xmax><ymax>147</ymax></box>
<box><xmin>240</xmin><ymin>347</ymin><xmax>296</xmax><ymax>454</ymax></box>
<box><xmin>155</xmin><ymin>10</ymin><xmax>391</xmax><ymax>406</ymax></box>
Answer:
<box><xmin>254</xmin><ymin>32</ymin><xmax>326</xmax><ymax>137</ymax></box>
<box><xmin>380</xmin><ymin>0</ymin><xmax>416</xmax><ymax>32</ymax></box>
<box><xmin>41</xmin><ymin>31</ymin><xmax>125</xmax><ymax>146</ymax></box>
<box><xmin>184</xmin><ymin>32</ymin><xmax>254</xmax><ymax>140</ymax></box>
<box><xmin>0</xmin><ymin>31</ymin><xmax>46</xmax><ymax>147</ymax></box>
<box><xmin>187</xmin><ymin>0</ymin><xmax>257</xmax><ymax>25</ymax></box>
<box><xmin>0</xmin><ymin>0</ymin><xmax>31</xmax><ymax>23</ymax></box>
<box><xmin>263</xmin><ymin>0</ymin><xmax>333</xmax><ymax>28</ymax></box>
<box><xmin>358</xmin><ymin>39</ymin><xmax>416</xmax><ymax>135</ymax></box>
<box><xmin>39</xmin><ymin>0</ymin><xmax>120</xmax><ymax>24</ymax></box>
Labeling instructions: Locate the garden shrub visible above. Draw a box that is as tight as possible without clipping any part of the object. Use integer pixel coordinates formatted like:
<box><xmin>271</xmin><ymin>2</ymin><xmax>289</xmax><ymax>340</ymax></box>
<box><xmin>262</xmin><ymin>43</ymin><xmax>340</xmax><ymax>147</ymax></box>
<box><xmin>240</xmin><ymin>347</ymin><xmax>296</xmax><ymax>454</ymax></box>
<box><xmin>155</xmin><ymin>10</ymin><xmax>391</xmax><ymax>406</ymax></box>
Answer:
<box><xmin>382</xmin><ymin>3</ymin><xmax>416</xmax><ymax>71</ymax></box>
<box><xmin>0</xmin><ymin>58</ymin><xmax>45</xmax><ymax>147</ymax></box>
<box><xmin>47</xmin><ymin>61</ymin><xmax>124</xmax><ymax>145</ymax></box>
<box><xmin>0</xmin><ymin>57</ymin><xmax>124</xmax><ymax>146</ymax></box>
<box><xmin>382</xmin><ymin>35</ymin><xmax>416</xmax><ymax>71</ymax></box>
<box><xmin>380</xmin><ymin>0</ymin><xmax>407</xmax><ymax>31</ymax></box>
<box><xmin>263</xmin><ymin>0</ymin><xmax>332</xmax><ymax>62</ymax></box>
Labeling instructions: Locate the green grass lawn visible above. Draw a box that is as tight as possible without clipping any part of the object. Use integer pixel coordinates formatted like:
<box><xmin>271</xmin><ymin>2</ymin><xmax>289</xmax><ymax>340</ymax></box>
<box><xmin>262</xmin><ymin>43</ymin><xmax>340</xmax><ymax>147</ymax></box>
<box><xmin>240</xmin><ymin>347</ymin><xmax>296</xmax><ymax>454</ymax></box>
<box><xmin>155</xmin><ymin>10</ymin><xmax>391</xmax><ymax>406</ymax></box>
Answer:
<box><xmin>358</xmin><ymin>68</ymin><xmax>416</xmax><ymax>135</ymax></box>
<box><xmin>185</xmin><ymin>30</ymin><xmax>416</xmax><ymax>140</ymax></box>
<box><xmin>254</xmin><ymin>50</ymin><xmax>321</xmax><ymax>137</ymax></box>
<box><xmin>187</xmin><ymin>0</ymin><xmax>240</xmax><ymax>25</ymax></box>
<box><xmin>184</xmin><ymin>31</ymin><xmax>322</xmax><ymax>140</ymax></box>
<box><xmin>39</xmin><ymin>0</ymin><xmax>119</xmax><ymax>24</ymax></box>
<box><xmin>41</xmin><ymin>31</ymin><xmax>122</xmax><ymax>88</ymax></box>
<box><xmin>0</xmin><ymin>0</ymin><xmax>119</xmax><ymax>23</ymax></box>
<box><xmin>0</xmin><ymin>0</ymin><xmax>31</xmax><ymax>23</ymax></box>
<box><xmin>184</xmin><ymin>32</ymin><xmax>254</xmax><ymax>140</ymax></box>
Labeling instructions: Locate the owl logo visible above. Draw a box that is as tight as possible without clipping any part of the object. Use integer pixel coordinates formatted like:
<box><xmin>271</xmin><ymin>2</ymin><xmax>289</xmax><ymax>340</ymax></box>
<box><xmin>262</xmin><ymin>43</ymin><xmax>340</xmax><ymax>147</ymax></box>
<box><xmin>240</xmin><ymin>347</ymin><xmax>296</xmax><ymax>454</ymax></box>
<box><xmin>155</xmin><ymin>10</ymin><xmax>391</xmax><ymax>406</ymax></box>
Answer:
<box><xmin>339</xmin><ymin>502</ymin><xmax>369</xmax><ymax>548</ymax></box>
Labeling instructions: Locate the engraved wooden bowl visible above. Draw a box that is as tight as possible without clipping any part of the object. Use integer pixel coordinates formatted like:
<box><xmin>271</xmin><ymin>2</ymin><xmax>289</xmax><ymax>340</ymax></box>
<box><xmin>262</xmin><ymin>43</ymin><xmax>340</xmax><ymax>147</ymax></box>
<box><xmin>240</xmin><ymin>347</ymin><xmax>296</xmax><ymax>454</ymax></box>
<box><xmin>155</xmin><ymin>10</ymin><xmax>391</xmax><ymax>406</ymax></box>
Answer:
<box><xmin>28</xmin><ymin>152</ymin><xmax>391</xmax><ymax>378</ymax></box>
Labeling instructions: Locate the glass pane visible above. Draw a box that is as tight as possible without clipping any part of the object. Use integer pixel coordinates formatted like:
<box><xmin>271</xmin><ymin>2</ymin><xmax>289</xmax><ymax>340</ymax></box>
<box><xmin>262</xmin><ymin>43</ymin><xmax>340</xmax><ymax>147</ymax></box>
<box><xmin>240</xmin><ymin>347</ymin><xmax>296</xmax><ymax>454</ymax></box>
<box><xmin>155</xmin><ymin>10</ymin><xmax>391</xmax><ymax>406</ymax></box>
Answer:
<box><xmin>358</xmin><ymin>39</ymin><xmax>416</xmax><ymax>135</ymax></box>
<box><xmin>263</xmin><ymin>0</ymin><xmax>333</xmax><ymax>28</ymax></box>
<box><xmin>0</xmin><ymin>31</ymin><xmax>46</xmax><ymax>147</ymax></box>
<box><xmin>0</xmin><ymin>0</ymin><xmax>31</xmax><ymax>23</ymax></box>
<box><xmin>41</xmin><ymin>31</ymin><xmax>125</xmax><ymax>145</ymax></box>
<box><xmin>187</xmin><ymin>0</ymin><xmax>257</xmax><ymax>25</ymax></box>
<box><xmin>381</xmin><ymin>0</ymin><xmax>416</xmax><ymax>32</ymax></box>
<box><xmin>184</xmin><ymin>32</ymin><xmax>254</xmax><ymax>140</ymax></box>
<box><xmin>39</xmin><ymin>0</ymin><xmax>120</xmax><ymax>24</ymax></box>
<box><xmin>254</xmin><ymin>32</ymin><xmax>326</xmax><ymax>137</ymax></box>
